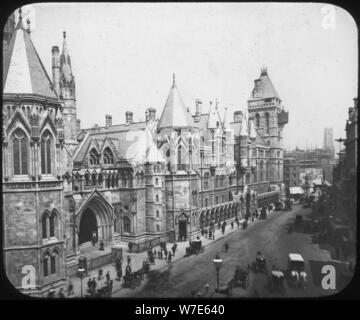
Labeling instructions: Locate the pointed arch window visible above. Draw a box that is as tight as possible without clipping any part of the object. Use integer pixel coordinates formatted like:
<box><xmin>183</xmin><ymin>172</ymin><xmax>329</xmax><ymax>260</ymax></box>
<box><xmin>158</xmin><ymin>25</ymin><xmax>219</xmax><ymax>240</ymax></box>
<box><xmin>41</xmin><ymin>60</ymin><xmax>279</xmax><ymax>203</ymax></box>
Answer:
<box><xmin>123</xmin><ymin>216</ymin><xmax>131</xmax><ymax>233</ymax></box>
<box><xmin>49</xmin><ymin>211</ymin><xmax>57</xmax><ymax>238</ymax></box>
<box><xmin>177</xmin><ymin>145</ymin><xmax>185</xmax><ymax>170</ymax></box>
<box><xmin>43</xmin><ymin>253</ymin><xmax>50</xmax><ymax>277</ymax></box>
<box><xmin>42</xmin><ymin>212</ymin><xmax>48</xmax><ymax>239</ymax></box>
<box><xmin>89</xmin><ymin>148</ymin><xmax>100</xmax><ymax>165</ymax></box>
<box><xmin>12</xmin><ymin>129</ymin><xmax>28</xmax><ymax>175</ymax></box>
<box><xmin>103</xmin><ymin>147</ymin><xmax>114</xmax><ymax>165</ymax></box>
<box><xmin>50</xmin><ymin>254</ymin><xmax>56</xmax><ymax>274</ymax></box>
<box><xmin>41</xmin><ymin>131</ymin><xmax>52</xmax><ymax>174</ymax></box>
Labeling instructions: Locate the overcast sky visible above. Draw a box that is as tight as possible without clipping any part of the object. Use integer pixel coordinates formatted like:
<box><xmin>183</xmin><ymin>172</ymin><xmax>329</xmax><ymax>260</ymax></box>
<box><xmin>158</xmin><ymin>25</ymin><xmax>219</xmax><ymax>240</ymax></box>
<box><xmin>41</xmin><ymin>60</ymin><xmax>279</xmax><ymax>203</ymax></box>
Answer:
<box><xmin>15</xmin><ymin>3</ymin><xmax>357</xmax><ymax>152</ymax></box>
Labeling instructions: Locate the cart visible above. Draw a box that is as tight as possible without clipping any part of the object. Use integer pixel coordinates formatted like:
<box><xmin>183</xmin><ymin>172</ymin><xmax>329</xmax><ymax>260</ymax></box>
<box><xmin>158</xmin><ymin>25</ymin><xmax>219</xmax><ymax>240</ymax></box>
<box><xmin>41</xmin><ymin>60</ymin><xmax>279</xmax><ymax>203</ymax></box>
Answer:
<box><xmin>184</xmin><ymin>240</ymin><xmax>205</xmax><ymax>257</ymax></box>
<box><xmin>268</xmin><ymin>270</ymin><xmax>285</xmax><ymax>294</ymax></box>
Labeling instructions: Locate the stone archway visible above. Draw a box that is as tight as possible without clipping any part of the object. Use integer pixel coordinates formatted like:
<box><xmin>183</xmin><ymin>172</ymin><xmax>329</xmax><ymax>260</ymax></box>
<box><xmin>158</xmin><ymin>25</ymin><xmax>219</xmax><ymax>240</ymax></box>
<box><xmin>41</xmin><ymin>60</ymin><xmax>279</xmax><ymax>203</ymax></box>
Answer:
<box><xmin>76</xmin><ymin>191</ymin><xmax>114</xmax><ymax>248</ymax></box>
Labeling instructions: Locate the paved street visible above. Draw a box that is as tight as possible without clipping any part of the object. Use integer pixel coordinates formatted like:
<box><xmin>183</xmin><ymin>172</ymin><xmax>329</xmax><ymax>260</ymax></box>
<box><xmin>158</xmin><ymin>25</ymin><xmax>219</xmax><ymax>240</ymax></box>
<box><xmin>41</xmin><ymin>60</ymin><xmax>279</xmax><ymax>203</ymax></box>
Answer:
<box><xmin>115</xmin><ymin>204</ymin><xmax>339</xmax><ymax>298</ymax></box>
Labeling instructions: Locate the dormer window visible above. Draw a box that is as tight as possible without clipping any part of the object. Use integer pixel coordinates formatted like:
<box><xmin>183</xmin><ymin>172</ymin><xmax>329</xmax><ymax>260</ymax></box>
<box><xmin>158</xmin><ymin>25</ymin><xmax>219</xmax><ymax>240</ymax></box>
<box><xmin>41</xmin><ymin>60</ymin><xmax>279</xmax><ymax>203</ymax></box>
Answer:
<box><xmin>89</xmin><ymin>148</ymin><xmax>99</xmax><ymax>165</ymax></box>
<box><xmin>103</xmin><ymin>147</ymin><xmax>114</xmax><ymax>165</ymax></box>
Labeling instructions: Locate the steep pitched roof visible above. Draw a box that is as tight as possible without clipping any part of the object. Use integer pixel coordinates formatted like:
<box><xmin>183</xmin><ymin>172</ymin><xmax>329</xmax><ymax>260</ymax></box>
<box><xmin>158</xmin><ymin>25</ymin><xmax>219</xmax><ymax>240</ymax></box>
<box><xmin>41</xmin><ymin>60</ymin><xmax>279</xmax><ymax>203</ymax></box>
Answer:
<box><xmin>3</xmin><ymin>16</ymin><xmax>57</xmax><ymax>99</ymax></box>
<box><xmin>249</xmin><ymin>68</ymin><xmax>280</xmax><ymax>101</ymax></box>
<box><xmin>158</xmin><ymin>74</ymin><xmax>193</xmax><ymax>129</ymax></box>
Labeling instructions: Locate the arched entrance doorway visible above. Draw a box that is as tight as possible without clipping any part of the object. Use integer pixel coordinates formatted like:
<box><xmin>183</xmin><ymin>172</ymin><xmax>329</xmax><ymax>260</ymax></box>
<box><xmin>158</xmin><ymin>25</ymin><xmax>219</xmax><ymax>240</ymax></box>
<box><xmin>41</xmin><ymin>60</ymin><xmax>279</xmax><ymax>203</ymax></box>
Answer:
<box><xmin>75</xmin><ymin>190</ymin><xmax>114</xmax><ymax>250</ymax></box>
<box><xmin>79</xmin><ymin>208</ymin><xmax>98</xmax><ymax>245</ymax></box>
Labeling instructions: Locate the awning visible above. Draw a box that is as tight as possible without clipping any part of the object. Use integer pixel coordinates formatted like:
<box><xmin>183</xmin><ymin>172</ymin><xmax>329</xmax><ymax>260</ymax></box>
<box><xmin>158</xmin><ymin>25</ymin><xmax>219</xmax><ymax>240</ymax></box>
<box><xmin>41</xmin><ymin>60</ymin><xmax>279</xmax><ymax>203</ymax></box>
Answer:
<box><xmin>289</xmin><ymin>187</ymin><xmax>304</xmax><ymax>195</ymax></box>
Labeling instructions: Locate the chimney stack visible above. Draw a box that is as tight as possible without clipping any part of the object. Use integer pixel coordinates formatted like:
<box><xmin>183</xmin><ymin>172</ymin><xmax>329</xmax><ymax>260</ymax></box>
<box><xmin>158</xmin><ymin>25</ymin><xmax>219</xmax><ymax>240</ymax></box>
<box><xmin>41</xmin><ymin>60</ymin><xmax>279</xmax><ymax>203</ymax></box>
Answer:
<box><xmin>76</xmin><ymin>119</ymin><xmax>81</xmax><ymax>132</ymax></box>
<box><xmin>106</xmin><ymin>114</ymin><xmax>112</xmax><ymax>127</ymax></box>
<box><xmin>51</xmin><ymin>46</ymin><xmax>60</xmax><ymax>96</ymax></box>
<box><xmin>234</xmin><ymin>111</ymin><xmax>243</xmax><ymax>123</ymax></box>
<box><xmin>126</xmin><ymin>111</ymin><xmax>133</xmax><ymax>124</ymax></box>
<box><xmin>146</xmin><ymin>108</ymin><xmax>156</xmax><ymax>121</ymax></box>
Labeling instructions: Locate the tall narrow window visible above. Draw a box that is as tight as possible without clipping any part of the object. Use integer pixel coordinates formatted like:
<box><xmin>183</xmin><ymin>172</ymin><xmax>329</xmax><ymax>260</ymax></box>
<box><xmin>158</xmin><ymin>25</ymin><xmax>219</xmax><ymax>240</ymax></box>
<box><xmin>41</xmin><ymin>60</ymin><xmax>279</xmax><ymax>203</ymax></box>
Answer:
<box><xmin>43</xmin><ymin>254</ymin><xmax>49</xmax><ymax>277</ymax></box>
<box><xmin>42</xmin><ymin>213</ymin><xmax>48</xmax><ymax>239</ymax></box>
<box><xmin>49</xmin><ymin>212</ymin><xmax>56</xmax><ymax>237</ymax></box>
<box><xmin>265</xmin><ymin>113</ymin><xmax>270</xmax><ymax>134</ymax></box>
<box><xmin>50</xmin><ymin>254</ymin><xmax>56</xmax><ymax>274</ymax></box>
<box><xmin>89</xmin><ymin>149</ymin><xmax>99</xmax><ymax>165</ymax></box>
<box><xmin>12</xmin><ymin>129</ymin><xmax>28</xmax><ymax>175</ymax></box>
<box><xmin>124</xmin><ymin>216</ymin><xmax>131</xmax><ymax>233</ymax></box>
<box><xmin>260</xmin><ymin>161</ymin><xmax>264</xmax><ymax>181</ymax></box>
<box><xmin>255</xmin><ymin>113</ymin><xmax>260</xmax><ymax>127</ymax></box>
<box><xmin>41</xmin><ymin>132</ymin><xmax>52</xmax><ymax>174</ymax></box>
<box><xmin>103</xmin><ymin>147</ymin><xmax>114</xmax><ymax>164</ymax></box>
<box><xmin>178</xmin><ymin>145</ymin><xmax>184</xmax><ymax>170</ymax></box>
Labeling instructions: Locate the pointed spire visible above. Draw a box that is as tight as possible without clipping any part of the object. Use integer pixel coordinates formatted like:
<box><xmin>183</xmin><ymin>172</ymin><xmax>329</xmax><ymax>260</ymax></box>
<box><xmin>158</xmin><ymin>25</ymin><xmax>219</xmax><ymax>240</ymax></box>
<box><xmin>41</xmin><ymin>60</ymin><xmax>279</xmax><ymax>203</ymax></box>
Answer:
<box><xmin>16</xmin><ymin>7</ymin><xmax>24</xmax><ymax>30</ymax></box>
<box><xmin>26</xmin><ymin>18</ymin><xmax>30</xmax><ymax>34</ymax></box>
<box><xmin>208</xmin><ymin>100</ymin><xmax>219</xmax><ymax>129</ymax></box>
<box><xmin>158</xmin><ymin>74</ymin><xmax>193</xmax><ymax>129</ymax></box>
<box><xmin>223</xmin><ymin>107</ymin><xmax>231</xmax><ymax>132</ymax></box>
<box><xmin>172</xmin><ymin>73</ymin><xmax>176</xmax><ymax>88</ymax></box>
<box><xmin>62</xmin><ymin>31</ymin><xmax>69</xmax><ymax>57</ymax></box>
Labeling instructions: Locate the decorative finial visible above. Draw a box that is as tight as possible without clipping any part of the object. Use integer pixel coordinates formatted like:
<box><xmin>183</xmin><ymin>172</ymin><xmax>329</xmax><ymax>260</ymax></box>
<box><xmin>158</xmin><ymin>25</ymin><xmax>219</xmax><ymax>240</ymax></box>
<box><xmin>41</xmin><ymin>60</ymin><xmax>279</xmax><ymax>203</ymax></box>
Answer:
<box><xmin>18</xmin><ymin>7</ymin><xmax>22</xmax><ymax>19</ymax></box>
<box><xmin>63</xmin><ymin>31</ymin><xmax>66</xmax><ymax>39</ymax></box>
<box><xmin>26</xmin><ymin>18</ymin><xmax>30</xmax><ymax>33</ymax></box>
<box><xmin>172</xmin><ymin>73</ymin><xmax>175</xmax><ymax>87</ymax></box>
<box><xmin>261</xmin><ymin>65</ymin><xmax>267</xmax><ymax>76</ymax></box>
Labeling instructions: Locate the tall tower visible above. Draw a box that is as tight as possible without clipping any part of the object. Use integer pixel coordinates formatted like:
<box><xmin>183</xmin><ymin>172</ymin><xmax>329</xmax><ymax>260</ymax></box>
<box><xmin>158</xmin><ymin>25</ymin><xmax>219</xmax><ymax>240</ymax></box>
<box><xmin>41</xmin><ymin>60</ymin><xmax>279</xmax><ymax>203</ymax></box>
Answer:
<box><xmin>247</xmin><ymin>67</ymin><xmax>288</xmax><ymax>185</ymax></box>
<box><xmin>52</xmin><ymin>31</ymin><xmax>78</xmax><ymax>171</ymax></box>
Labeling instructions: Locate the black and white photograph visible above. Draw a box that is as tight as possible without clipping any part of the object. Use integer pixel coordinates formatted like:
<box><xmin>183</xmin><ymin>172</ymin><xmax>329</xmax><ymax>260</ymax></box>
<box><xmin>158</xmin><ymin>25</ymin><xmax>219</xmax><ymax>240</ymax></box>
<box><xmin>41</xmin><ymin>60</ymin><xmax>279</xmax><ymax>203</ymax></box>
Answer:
<box><xmin>1</xmin><ymin>3</ymin><xmax>358</xmax><ymax>301</ymax></box>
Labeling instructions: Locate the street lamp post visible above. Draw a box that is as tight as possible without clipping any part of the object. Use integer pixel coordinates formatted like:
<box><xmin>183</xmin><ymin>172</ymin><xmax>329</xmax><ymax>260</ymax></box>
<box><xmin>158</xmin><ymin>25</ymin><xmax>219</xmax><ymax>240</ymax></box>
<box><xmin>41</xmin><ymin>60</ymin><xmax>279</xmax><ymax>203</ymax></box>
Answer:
<box><xmin>78</xmin><ymin>267</ymin><xmax>85</xmax><ymax>298</ymax></box>
<box><xmin>213</xmin><ymin>254</ymin><xmax>223</xmax><ymax>293</ymax></box>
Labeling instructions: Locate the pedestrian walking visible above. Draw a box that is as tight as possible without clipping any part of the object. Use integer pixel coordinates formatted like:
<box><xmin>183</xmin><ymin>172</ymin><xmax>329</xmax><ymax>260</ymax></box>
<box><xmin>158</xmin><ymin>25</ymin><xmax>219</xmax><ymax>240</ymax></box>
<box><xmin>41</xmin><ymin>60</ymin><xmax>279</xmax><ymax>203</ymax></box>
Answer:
<box><xmin>116</xmin><ymin>267</ymin><xmax>122</xmax><ymax>281</ymax></box>
<box><xmin>212</xmin><ymin>230</ymin><xmax>215</xmax><ymax>240</ymax></box>
<box><xmin>106</xmin><ymin>270</ymin><xmax>111</xmax><ymax>284</ymax></box>
<box><xmin>218</xmin><ymin>222</ymin><xmax>221</xmax><ymax>230</ymax></box>
<box><xmin>172</xmin><ymin>244</ymin><xmax>176</xmax><ymax>256</ymax></box>
<box><xmin>231</xmin><ymin>221</ymin><xmax>234</xmax><ymax>229</ymax></box>
<box><xmin>208</xmin><ymin>229</ymin><xmax>212</xmax><ymax>239</ymax></box>
<box><xmin>127</xmin><ymin>255</ymin><xmax>131</xmax><ymax>266</ymax></box>
<box><xmin>67</xmin><ymin>280</ymin><xmax>74</xmax><ymax>296</ymax></box>
<box><xmin>201</xmin><ymin>228</ymin><xmax>205</xmax><ymax>237</ymax></box>
<box><xmin>204</xmin><ymin>228</ymin><xmax>208</xmax><ymax>238</ymax></box>
<box><xmin>167</xmin><ymin>251</ymin><xmax>172</xmax><ymax>263</ymax></box>
<box><xmin>87</xmin><ymin>278</ymin><xmax>92</xmax><ymax>292</ymax></box>
<box><xmin>224</xmin><ymin>243</ymin><xmax>229</xmax><ymax>253</ymax></box>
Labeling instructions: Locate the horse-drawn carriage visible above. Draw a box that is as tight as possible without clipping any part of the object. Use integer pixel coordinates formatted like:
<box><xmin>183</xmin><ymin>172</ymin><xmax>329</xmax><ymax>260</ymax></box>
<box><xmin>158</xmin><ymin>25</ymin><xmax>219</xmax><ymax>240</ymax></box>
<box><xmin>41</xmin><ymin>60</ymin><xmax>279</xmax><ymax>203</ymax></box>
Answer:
<box><xmin>267</xmin><ymin>270</ymin><xmax>285</xmax><ymax>294</ymax></box>
<box><xmin>252</xmin><ymin>251</ymin><xmax>267</xmax><ymax>274</ymax></box>
<box><xmin>122</xmin><ymin>267</ymin><xmax>143</xmax><ymax>288</ymax></box>
<box><xmin>184</xmin><ymin>240</ymin><xmax>205</xmax><ymax>257</ymax></box>
<box><xmin>231</xmin><ymin>266</ymin><xmax>251</xmax><ymax>289</ymax></box>
<box><xmin>287</xmin><ymin>253</ymin><xmax>307</xmax><ymax>288</ymax></box>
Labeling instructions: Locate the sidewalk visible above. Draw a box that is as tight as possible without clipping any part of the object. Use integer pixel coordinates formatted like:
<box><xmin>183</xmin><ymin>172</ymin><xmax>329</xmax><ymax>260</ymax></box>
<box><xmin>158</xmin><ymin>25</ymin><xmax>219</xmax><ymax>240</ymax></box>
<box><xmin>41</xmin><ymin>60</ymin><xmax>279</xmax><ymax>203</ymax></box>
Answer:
<box><xmin>66</xmin><ymin>210</ymin><xmax>275</xmax><ymax>298</ymax></box>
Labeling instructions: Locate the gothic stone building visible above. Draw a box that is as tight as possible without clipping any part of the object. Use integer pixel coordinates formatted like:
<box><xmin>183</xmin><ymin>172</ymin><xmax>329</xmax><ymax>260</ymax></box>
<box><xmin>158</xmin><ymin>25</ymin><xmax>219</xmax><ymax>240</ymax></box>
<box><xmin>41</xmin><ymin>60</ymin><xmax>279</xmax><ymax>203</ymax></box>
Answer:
<box><xmin>2</xmin><ymin>12</ymin><xmax>288</xmax><ymax>296</ymax></box>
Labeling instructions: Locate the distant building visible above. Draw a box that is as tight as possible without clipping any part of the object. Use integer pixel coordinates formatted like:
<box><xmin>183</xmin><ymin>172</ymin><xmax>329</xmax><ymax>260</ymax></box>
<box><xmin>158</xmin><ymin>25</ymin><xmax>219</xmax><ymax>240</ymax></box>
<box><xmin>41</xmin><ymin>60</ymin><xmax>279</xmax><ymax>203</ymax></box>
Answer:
<box><xmin>284</xmin><ymin>146</ymin><xmax>334</xmax><ymax>184</ymax></box>
<box><xmin>283</xmin><ymin>156</ymin><xmax>300</xmax><ymax>189</ymax></box>
<box><xmin>332</xmin><ymin>98</ymin><xmax>357</xmax><ymax>235</ymax></box>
